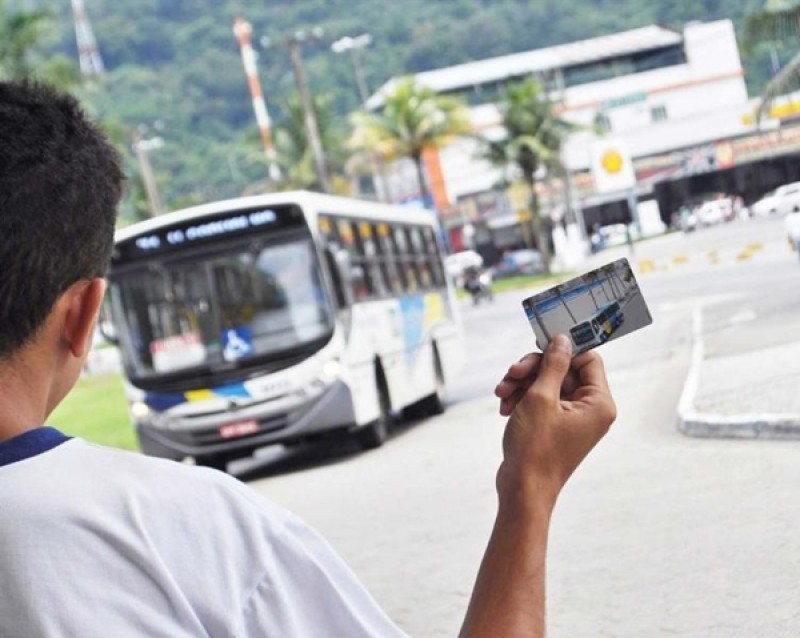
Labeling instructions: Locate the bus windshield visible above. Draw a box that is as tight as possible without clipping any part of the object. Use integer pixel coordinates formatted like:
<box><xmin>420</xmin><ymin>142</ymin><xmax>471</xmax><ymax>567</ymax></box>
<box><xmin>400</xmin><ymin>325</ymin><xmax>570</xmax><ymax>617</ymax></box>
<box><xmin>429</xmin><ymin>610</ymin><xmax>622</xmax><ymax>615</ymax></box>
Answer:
<box><xmin>109</xmin><ymin>235</ymin><xmax>334</xmax><ymax>380</ymax></box>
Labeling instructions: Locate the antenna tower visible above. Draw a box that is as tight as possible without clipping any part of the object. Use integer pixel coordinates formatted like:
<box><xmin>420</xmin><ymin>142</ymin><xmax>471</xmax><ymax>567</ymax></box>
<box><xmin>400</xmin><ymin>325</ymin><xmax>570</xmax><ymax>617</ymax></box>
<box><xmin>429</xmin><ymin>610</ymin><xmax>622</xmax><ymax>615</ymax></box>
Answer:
<box><xmin>71</xmin><ymin>0</ymin><xmax>105</xmax><ymax>76</ymax></box>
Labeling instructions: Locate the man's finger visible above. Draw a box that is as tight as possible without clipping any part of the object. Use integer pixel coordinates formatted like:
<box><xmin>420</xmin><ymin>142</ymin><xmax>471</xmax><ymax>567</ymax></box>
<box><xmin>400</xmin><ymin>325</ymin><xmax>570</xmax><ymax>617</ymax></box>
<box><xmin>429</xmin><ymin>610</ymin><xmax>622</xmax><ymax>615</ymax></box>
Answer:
<box><xmin>494</xmin><ymin>354</ymin><xmax>542</xmax><ymax>397</ymax></box>
<box><xmin>504</xmin><ymin>353</ymin><xmax>541</xmax><ymax>380</ymax></box>
<box><xmin>499</xmin><ymin>382</ymin><xmax>530</xmax><ymax>416</ymax></box>
<box><xmin>528</xmin><ymin>334</ymin><xmax>572</xmax><ymax>402</ymax></box>
<box><xmin>571</xmin><ymin>350</ymin><xmax>610</xmax><ymax>392</ymax></box>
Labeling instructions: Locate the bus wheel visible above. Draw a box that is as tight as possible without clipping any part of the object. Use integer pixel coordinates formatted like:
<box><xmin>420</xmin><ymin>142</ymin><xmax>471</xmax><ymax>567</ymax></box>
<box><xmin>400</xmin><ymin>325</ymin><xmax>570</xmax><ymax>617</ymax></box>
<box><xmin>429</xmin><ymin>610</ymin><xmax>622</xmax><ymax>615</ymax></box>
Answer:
<box><xmin>418</xmin><ymin>353</ymin><xmax>446</xmax><ymax>416</ymax></box>
<box><xmin>356</xmin><ymin>378</ymin><xmax>391</xmax><ymax>450</ymax></box>
<box><xmin>403</xmin><ymin>351</ymin><xmax>446</xmax><ymax>418</ymax></box>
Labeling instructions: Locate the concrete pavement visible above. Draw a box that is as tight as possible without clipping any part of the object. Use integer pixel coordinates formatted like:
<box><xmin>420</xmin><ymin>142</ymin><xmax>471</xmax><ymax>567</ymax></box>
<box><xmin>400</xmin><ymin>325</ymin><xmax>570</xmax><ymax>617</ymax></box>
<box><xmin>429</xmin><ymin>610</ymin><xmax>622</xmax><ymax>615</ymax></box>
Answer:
<box><xmin>583</xmin><ymin>219</ymin><xmax>800</xmax><ymax>440</ymax></box>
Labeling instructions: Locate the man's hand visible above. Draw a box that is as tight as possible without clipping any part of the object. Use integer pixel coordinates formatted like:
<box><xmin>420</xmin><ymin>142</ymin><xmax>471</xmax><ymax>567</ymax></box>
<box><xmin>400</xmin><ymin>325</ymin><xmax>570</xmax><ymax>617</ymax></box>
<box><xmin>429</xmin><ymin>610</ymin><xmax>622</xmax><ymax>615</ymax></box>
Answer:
<box><xmin>494</xmin><ymin>333</ymin><xmax>617</xmax><ymax>507</ymax></box>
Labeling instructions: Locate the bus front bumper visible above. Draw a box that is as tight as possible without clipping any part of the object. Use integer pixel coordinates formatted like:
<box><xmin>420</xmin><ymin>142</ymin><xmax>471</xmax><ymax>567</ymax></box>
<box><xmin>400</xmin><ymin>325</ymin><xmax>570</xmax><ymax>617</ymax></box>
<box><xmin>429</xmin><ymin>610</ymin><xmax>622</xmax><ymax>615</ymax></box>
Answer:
<box><xmin>135</xmin><ymin>380</ymin><xmax>356</xmax><ymax>460</ymax></box>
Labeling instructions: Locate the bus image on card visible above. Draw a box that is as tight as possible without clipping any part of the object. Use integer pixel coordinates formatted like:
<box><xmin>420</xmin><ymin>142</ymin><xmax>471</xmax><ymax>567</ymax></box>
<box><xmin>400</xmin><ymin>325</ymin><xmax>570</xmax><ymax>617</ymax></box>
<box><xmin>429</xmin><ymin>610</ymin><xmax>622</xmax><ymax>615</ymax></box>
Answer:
<box><xmin>103</xmin><ymin>191</ymin><xmax>464</xmax><ymax>471</ymax></box>
<box><xmin>569</xmin><ymin>301</ymin><xmax>624</xmax><ymax>350</ymax></box>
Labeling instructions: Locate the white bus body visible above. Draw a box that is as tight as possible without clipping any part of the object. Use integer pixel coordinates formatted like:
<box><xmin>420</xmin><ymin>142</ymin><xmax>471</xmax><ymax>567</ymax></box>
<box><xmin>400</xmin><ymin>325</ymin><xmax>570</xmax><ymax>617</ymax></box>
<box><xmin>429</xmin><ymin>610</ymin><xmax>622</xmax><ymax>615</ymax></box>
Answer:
<box><xmin>107</xmin><ymin>192</ymin><xmax>464</xmax><ymax>469</ymax></box>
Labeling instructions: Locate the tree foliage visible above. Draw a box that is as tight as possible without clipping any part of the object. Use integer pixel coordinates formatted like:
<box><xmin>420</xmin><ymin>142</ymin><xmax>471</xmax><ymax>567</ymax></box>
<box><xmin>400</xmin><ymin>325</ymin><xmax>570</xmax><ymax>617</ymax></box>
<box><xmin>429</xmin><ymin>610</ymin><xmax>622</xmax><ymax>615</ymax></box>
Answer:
<box><xmin>349</xmin><ymin>77</ymin><xmax>470</xmax><ymax>200</ymax></box>
<box><xmin>6</xmin><ymin>0</ymin><xmax>773</xmax><ymax>219</ymax></box>
<box><xmin>745</xmin><ymin>0</ymin><xmax>800</xmax><ymax>120</ymax></box>
<box><xmin>272</xmin><ymin>92</ymin><xmax>347</xmax><ymax>191</ymax></box>
<box><xmin>0</xmin><ymin>0</ymin><xmax>78</xmax><ymax>88</ymax></box>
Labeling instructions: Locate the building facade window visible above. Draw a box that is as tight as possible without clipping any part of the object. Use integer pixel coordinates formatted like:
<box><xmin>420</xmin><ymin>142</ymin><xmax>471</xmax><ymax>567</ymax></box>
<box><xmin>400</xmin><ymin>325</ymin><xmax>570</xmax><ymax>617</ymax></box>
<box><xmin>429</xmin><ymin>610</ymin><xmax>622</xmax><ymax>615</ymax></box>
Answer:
<box><xmin>651</xmin><ymin>105</ymin><xmax>668</xmax><ymax>122</ymax></box>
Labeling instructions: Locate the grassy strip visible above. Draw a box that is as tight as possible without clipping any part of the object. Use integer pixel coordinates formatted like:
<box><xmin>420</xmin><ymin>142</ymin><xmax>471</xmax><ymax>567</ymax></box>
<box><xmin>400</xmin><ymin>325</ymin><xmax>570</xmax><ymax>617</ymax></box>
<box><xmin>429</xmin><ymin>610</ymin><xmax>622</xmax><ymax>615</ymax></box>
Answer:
<box><xmin>48</xmin><ymin>373</ymin><xmax>139</xmax><ymax>451</ymax></box>
<box><xmin>455</xmin><ymin>271</ymin><xmax>575</xmax><ymax>298</ymax></box>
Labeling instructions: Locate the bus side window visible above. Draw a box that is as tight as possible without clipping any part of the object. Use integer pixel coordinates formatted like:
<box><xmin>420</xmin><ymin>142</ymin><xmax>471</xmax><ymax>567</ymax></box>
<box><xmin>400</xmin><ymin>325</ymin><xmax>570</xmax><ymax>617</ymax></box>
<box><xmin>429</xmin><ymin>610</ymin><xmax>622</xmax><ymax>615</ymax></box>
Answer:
<box><xmin>402</xmin><ymin>227</ymin><xmax>421</xmax><ymax>292</ymax></box>
<box><xmin>380</xmin><ymin>224</ymin><xmax>404</xmax><ymax>294</ymax></box>
<box><xmin>338</xmin><ymin>220</ymin><xmax>372</xmax><ymax>301</ymax></box>
<box><xmin>334</xmin><ymin>219</ymin><xmax>366</xmax><ymax>305</ymax></box>
<box><xmin>409</xmin><ymin>227</ymin><xmax>432</xmax><ymax>289</ymax></box>
<box><xmin>392</xmin><ymin>226</ymin><xmax>415</xmax><ymax>293</ymax></box>
<box><xmin>375</xmin><ymin>223</ymin><xmax>398</xmax><ymax>295</ymax></box>
<box><xmin>358</xmin><ymin>221</ymin><xmax>386</xmax><ymax>298</ymax></box>
<box><xmin>423</xmin><ymin>227</ymin><xmax>446</xmax><ymax>287</ymax></box>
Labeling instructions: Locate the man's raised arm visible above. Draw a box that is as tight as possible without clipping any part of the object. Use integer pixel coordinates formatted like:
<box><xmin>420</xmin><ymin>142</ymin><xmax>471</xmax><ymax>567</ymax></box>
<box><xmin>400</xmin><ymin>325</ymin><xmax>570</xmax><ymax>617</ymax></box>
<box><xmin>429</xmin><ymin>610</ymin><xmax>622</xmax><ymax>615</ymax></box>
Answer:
<box><xmin>459</xmin><ymin>334</ymin><xmax>617</xmax><ymax>638</ymax></box>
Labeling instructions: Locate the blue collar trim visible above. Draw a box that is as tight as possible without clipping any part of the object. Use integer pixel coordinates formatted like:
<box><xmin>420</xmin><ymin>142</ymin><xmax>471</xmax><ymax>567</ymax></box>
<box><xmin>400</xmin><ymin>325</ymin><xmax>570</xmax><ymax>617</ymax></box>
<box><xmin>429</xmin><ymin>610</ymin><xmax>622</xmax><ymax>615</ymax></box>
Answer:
<box><xmin>0</xmin><ymin>427</ymin><xmax>71</xmax><ymax>467</ymax></box>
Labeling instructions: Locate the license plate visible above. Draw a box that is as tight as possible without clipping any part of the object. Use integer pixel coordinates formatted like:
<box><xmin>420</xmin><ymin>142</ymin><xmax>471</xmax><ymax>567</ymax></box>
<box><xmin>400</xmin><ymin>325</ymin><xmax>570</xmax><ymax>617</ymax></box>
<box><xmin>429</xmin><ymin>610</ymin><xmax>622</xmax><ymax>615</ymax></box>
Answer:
<box><xmin>219</xmin><ymin>420</ymin><xmax>259</xmax><ymax>439</ymax></box>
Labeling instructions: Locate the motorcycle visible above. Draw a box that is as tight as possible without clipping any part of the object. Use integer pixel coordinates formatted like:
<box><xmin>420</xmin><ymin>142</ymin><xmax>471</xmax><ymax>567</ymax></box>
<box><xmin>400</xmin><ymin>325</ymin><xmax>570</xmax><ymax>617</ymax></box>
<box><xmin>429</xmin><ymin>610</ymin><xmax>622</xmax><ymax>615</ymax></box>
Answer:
<box><xmin>463</xmin><ymin>266</ymin><xmax>494</xmax><ymax>305</ymax></box>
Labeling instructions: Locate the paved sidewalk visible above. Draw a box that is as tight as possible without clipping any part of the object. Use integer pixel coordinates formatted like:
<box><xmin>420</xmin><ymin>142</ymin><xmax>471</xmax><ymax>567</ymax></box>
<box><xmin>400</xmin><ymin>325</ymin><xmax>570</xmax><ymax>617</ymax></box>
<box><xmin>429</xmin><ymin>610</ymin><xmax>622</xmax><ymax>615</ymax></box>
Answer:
<box><xmin>678</xmin><ymin>309</ymin><xmax>800</xmax><ymax>439</ymax></box>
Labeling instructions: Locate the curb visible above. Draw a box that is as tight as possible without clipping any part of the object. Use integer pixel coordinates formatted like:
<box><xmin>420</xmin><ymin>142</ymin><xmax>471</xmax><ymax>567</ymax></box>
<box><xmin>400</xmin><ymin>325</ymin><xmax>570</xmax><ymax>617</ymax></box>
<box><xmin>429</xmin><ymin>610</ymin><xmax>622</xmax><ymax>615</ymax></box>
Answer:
<box><xmin>676</xmin><ymin>308</ymin><xmax>800</xmax><ymax>440</ymax></box>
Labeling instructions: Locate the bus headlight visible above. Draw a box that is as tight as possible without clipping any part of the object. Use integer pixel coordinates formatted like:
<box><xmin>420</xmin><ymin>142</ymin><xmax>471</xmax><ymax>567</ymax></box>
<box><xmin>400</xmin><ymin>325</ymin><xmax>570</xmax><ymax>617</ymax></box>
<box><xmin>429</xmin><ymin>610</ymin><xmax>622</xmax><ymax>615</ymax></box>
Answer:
<box><xmin>321</xmin><ymin>359</ymin><xmax>342</xmax><ymax>383</ymax></box>
<box><xmin>130</xmin><ymin>401</ymin><xmax>151</xmax><ymax>420</ymax></box>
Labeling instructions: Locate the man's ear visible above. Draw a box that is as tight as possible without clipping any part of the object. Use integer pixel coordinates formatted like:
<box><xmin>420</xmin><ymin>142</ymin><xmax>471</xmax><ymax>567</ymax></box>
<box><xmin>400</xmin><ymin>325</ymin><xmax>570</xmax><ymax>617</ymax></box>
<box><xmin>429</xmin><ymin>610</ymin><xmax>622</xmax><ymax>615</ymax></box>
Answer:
<box><xmin>62</xmin><ymin>278</ymin><xmax>107</xmax><ymax>359</ymax></box>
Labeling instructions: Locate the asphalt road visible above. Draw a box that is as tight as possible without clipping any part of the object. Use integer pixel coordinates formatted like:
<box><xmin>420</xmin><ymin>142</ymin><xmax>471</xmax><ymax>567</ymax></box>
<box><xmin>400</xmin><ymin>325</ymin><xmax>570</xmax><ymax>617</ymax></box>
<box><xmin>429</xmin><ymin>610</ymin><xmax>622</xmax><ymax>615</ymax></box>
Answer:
<box><xmin>242</xmin><ymin>215</ymin><xmax>800</xmax><ymax>637</ymax></box>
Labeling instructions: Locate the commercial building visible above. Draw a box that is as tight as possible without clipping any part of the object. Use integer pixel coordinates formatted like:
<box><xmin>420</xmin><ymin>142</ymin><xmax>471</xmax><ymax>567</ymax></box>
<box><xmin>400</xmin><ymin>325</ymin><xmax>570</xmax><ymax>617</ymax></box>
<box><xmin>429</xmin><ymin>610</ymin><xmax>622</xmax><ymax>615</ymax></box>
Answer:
<box><xmin>367</xmin><ymin>20</ymin><xmax>798</xmax><ymax>264</ymax></box>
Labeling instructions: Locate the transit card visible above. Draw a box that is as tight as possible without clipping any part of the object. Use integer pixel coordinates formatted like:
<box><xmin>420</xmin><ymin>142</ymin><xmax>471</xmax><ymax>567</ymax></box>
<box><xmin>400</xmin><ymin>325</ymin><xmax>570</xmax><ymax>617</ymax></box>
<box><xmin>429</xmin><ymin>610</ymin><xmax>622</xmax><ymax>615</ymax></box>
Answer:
<box><xmin>521</xmin><ymin>258</ymin><xmax>652</xmax><ymax>355</ymax></box>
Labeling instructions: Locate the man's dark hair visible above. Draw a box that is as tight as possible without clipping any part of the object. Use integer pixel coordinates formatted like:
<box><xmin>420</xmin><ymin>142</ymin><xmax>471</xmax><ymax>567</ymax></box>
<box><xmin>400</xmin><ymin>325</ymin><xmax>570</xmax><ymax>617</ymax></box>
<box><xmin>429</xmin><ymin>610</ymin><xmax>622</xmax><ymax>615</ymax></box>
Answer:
<box><xmin>0</xmin><ymin>81</ymin><xmax>124</xmax><ymax>358</ymax></box>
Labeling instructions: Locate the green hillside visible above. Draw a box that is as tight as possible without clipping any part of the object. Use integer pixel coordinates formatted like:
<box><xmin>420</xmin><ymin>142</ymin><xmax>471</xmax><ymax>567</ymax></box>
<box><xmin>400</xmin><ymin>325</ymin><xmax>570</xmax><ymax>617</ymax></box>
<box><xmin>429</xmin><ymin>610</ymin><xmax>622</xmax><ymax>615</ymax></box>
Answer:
<box><xmin>20</xmin><ymin>0</ymin><xmax>781</xmax><ymax>217</ymax></box>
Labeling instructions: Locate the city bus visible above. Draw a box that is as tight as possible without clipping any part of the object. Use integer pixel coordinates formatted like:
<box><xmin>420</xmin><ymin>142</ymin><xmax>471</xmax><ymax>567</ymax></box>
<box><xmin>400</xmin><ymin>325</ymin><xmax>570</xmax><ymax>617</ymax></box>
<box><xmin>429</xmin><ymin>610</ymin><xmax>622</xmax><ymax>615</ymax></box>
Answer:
<box><xmin>569</xmin><ymin>300</ymin><xmax>624</xmax><ymax>351</ymax></box>
<box><xmin>104</xmin><ymin>192</ymin><xmax>464</xmax><ymax>470</ymax></box>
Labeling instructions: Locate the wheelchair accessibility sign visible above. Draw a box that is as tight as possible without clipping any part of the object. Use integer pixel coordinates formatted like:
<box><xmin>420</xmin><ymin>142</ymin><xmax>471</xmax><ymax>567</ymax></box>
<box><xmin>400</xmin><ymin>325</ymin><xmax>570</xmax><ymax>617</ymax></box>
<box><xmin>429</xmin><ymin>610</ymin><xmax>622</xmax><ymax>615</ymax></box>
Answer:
<box><xmin>222</xmin><ymin>327</ymin><xmax>254</xmax><ymax>361</ymax></box>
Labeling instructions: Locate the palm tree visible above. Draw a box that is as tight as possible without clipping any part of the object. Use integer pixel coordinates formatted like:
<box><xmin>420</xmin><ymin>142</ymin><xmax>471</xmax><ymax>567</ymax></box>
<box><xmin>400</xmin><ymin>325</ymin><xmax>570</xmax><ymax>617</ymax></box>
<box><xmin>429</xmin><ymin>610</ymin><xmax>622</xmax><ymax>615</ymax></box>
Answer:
<box><xmin>349</xmin><ymin>77</ymin><xmax>471</xmax><ymax>204</ymax></box>
<box><xmin>745</xmin><ymin>0</ymin><xmax>800</xmax><ymax>120</ymax></box>
<box><xmin>0</xmin><ymin>1</ymin><xmax>78</xmax><ymax>88</ymax></box>
<box><xmin>484</xmin><ymin>78</ymin><xmax>573</xmax><ymax>273</ymax></box>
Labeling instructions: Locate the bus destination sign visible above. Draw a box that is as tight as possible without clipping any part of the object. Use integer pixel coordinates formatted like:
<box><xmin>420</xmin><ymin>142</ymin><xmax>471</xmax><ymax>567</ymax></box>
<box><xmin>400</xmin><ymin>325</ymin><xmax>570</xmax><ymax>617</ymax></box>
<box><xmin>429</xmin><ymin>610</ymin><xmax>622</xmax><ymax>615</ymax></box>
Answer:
<box><xmin>115</xmin><ymin>205</ymin><xmax>304</xmax><ymax>262</ymax></box>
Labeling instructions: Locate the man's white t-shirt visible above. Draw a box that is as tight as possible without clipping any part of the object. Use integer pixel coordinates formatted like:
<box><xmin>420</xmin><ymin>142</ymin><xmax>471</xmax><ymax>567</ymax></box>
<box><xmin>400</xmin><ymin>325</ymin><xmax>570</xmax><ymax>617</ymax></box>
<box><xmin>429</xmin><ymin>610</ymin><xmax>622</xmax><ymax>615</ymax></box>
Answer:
<box><xmin>0</xmin><ymin>428</ymin><xmax>408</xmax><ymax>637</ymax></box>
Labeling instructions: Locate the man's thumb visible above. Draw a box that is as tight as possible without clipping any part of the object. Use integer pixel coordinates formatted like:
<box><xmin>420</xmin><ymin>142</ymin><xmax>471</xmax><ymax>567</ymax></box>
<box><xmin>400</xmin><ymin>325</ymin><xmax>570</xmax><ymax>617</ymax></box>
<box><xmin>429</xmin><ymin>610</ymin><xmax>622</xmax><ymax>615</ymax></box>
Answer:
<box><xmin>531</xmin><ymin>334</ymin><xmax>572</xmax><ymax>401</ymax></box>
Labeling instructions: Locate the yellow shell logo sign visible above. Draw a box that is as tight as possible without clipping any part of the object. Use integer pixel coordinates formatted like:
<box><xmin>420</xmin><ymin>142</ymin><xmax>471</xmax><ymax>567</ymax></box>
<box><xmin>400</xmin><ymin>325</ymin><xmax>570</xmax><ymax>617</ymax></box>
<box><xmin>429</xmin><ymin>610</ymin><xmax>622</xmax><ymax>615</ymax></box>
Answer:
<box><xmin>601</xmin><ymin>149</ymin><xmax>624</xmax><ymax>174</ymax></box>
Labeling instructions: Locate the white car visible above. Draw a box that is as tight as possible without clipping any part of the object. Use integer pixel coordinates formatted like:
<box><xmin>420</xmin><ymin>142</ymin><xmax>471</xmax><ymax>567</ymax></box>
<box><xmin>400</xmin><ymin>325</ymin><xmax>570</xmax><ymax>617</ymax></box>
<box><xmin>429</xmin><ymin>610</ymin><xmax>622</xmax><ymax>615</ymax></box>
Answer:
<box><xmin>751</xmin><ymin>182</ymin><xmax>800</xmax><ymax>217</ymax></box>
<box><xmin>696</xmin><ymin>198</ymin><xmax>732</xmax><ymax>226</ymax></box>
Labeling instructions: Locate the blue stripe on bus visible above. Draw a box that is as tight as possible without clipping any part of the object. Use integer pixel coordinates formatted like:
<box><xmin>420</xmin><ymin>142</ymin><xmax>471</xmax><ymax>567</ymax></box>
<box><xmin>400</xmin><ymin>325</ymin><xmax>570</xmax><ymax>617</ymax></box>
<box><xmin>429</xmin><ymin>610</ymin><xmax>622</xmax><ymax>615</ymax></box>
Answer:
<box><xmin>145</xmin><ymin>392</ymin><xmax>186</xmax><ymax>411</ymax></box>
<box><xmin>213</xmin><ymin>383</ymin><xmax>251</xmax><ymax>398</ymax></box>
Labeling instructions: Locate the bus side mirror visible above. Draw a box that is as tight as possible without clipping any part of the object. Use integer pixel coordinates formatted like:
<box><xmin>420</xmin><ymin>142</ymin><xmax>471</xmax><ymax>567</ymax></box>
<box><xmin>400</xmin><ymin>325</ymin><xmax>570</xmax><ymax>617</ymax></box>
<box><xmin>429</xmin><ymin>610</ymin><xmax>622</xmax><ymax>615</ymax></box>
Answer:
<box><xmin>98</xmin><ymin>301</ymin><xmax>119</xmax><ymax>346</ymax></box>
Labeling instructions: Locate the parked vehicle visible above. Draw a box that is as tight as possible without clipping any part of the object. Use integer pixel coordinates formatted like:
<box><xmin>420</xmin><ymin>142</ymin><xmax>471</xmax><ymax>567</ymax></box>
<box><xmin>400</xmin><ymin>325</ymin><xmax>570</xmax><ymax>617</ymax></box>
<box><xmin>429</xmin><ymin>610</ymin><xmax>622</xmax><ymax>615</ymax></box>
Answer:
<box><xmin>491</xmin><ymin>249</ymin><xmax>545</xmax><ymax>279</ymax></box>
<box><xmin>696</xmin><ymin>198</ymin><xmax>732</xmax><ymax>226</ymax></box>
<box><xmin>751</xmin><ymin>181</ymin><xmax>800</xmax><ymax>217</ymax></box>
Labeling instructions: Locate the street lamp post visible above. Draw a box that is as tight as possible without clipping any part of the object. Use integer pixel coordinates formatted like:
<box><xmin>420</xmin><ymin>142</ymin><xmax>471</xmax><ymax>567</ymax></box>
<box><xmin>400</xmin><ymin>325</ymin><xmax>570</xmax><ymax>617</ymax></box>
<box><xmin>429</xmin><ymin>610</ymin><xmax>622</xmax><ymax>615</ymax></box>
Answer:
<box><xmin>331</xmin><ymin>34</ymin><xmax>373</xmax><ymax>105</ymax></box>
<box><xmin>331</xmin><ymin>33</ymin><xmax>388</xmax><ymax>201</ymax></box>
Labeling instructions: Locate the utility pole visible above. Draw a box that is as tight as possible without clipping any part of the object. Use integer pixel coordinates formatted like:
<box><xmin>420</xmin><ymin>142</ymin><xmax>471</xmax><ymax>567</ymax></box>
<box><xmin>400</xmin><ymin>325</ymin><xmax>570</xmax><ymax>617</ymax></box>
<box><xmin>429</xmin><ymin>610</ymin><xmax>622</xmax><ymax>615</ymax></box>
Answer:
<box><xmin>286</xmin><ymin>32</ymin><xmax>331</xmax><ymax>193</ymax></box>
<box><xmin>132</xmin><ymin>130</ymin><xmax>164</xmax><ymax>217</ymax></box>
<box><xmin>233</xmin><ymin>17</ymin><xmax>282</xmax><ymax>183</ymax></box>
